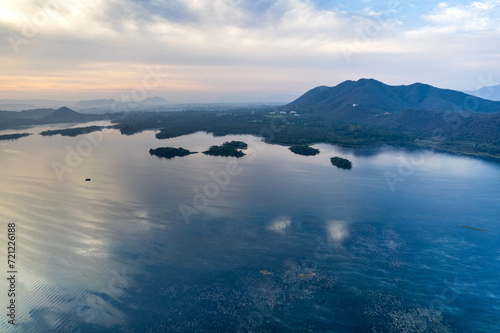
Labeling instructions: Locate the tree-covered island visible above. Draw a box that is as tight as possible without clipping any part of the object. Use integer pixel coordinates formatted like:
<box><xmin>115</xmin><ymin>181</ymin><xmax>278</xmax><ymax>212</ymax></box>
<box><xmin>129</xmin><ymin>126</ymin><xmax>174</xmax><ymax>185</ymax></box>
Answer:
<box><xmin>40</xmin><ymin>125</ymin><xmax>104</xmax><ymax>137</ymax></box>
<box><xmin>289</xmin><ymin>145</ymin><xmax>320</xmax><ymax>156</ymax></box>
<box><xmin>203</xmin><ymin>141</ymin><xmax>248</xmax><ymax>157</ymax></box>
<box><xmin>0</xmin><ymin>133</ymin><xmax>31</xmax><ymax>141</ymax></box>
<box><xmin>330</xmin><ymin>156</ymin><xmax>352</xmax><ymax>169</ymax></box>
<box><xmin>149</xmin><ymin>147</ymin><xmax>197</xmax><ymax>159</ymax></box>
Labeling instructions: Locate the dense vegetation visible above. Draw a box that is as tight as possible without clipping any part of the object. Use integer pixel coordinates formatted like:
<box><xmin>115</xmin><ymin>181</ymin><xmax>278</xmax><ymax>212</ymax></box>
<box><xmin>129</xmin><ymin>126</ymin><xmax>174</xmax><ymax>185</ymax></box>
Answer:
<box><xmin>113</xmin><ymin>105</ymin><xmax>500</xmax><ymax>161</ymax></box>
<box><xmin>203</xmin><ymin>141</ymin><xmax>248</xmax><ymax>157</ymax></box>
<box><xmin>330</xmin><ymin>157</ymin><xmax>352</xmax><ymax>169</ymax></box>
<box><xmin>3</xmin><ymin>94</ymin><xmax>499</xmax><ymax>161</ymax></box>
<box><xmin>289</xmin><ymin>145</ymin><xmax>320</xmax><ymax>156</ymax></box>
<box><xmin>40</xmin><ymin>126</ymin><xmax>105</xmax><ymax>137</ymax></box>
<box><xmin>220</xmin><ymin>141</ymin><xmax>248</xmax><ymax>150</ymax></box>
<box><xmin>110</xmin><ymin>109</ymin><xmax>500</xmax><ymax>160</ymax></box>
<box><xmin>0</xmin><ymin>133</ymin><xmax>31</xmax><ymax>141</ymax></box>
<box><xmin>149</xmin><ymin>147</ymin><xmax>197</xmax><ymax>159</ymax></box>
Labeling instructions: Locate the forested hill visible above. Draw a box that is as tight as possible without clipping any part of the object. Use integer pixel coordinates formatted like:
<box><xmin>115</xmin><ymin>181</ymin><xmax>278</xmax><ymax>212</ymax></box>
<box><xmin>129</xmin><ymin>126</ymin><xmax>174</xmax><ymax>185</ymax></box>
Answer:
<box><xmin>277</xmin><ymin>79</ymin><xmax>500</xmax><ymax>158</ymax></box>
<box><xmin>285</xmin><ymin>79</ymin><xmax>500</xmax><ymax>121</ymax></box>
<box><xmin>0</xmin><ymin>107</ymin><xmax>110</xmax><ymax>129</ymax></box>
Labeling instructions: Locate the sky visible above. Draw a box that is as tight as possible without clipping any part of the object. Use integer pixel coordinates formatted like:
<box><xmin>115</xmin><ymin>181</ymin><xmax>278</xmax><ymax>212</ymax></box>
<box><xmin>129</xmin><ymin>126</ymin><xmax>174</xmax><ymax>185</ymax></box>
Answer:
<box><xmin>0</xmin><ymin>0</ymin><xmax>499</xmax><ymax>102</ymax></box>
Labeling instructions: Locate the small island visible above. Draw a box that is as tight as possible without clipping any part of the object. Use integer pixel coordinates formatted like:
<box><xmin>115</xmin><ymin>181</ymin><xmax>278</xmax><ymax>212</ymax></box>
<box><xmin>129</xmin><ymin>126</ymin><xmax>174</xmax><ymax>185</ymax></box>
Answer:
<box><xmin>203</xmin><ymin>141</ymin><xmax>248</xmax><ymax>157</ymax></box>
<box><xmin>0</xmin><ymin>133</ymin><xmax>31</xmax><ymax>141</ymax></box>
<box><xmin>289</xmin><ymin>145</ymin><xmax>320</xmax><ymax>156</ymax></box>
<box><xmin>330</xmin><ymin>156</ymin><xmax>352</xmax><ymax>169</ymax></box>
<box><xmin>155</xmin><ymin>128</ymin><xmax>198</xmax><ymax>139</ymax></box>
<box><xmin>149</xmin><ymin>147</ymin><xmax>197</xmax><ymax>159</ymax></box>
<box><xmin>40</xmin><ymin>126</ymin><xmax>104</xmax><ymax>137</ymax></box>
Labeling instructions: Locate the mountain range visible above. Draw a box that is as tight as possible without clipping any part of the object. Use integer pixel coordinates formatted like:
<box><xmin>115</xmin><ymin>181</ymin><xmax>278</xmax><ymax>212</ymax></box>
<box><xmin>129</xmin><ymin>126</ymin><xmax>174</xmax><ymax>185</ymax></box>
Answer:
<box><xmin>0</xmin><ymin>96</ymin><xmax>170</xmax><ymax>112</ymax></box>
<box><xmin>0</xmin><ymin>107</ymin><xmax>110</xmax><ymax>130</ymax></box>
<box><xmin>285</xmin><ymin>79</ymin><xmax>500</xmax><ymax>155</ymax></box>
<box><xmin>464</xmin><ymin>84</ymin><xmax>500</xmax><ymax>101</ymax></box>
<box><xmin>0</xmin><ymin>99</ymin><xmax>69</xmax><ymax>111</ymax></box>
<box><xmin>286</xmin><ymin>78</ymin><xmax>500</xmax><ymax>119</ymax></box>
<box><xmin>71</xmin><ymin>96</ymin><xmax>170</xmax><ymax>111</ymax></box>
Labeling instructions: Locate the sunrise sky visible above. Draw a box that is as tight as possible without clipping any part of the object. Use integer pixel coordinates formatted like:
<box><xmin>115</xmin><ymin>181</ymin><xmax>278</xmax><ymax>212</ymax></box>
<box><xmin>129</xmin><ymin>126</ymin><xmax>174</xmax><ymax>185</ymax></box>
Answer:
<box><xmin>1</xmin><ymin>0</ymin><xmax>499</xmax><ymax>102</ymax></box>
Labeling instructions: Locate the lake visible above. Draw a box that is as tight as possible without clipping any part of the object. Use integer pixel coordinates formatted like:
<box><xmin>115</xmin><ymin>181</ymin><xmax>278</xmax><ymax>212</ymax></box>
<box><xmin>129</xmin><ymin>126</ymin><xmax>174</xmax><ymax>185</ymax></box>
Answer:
<box><xmin>0</xmin><ymin>123</ymin><xmax>499</xmax><ymax>332</ymax></box>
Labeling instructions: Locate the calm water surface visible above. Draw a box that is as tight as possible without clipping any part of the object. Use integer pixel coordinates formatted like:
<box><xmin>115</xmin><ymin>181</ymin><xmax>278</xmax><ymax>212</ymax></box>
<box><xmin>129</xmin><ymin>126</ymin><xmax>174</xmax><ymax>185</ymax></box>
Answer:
<box><xmin>0</xmin><ymin>123</ymin><xmax>499</xmax><ymax>332</ymax></box>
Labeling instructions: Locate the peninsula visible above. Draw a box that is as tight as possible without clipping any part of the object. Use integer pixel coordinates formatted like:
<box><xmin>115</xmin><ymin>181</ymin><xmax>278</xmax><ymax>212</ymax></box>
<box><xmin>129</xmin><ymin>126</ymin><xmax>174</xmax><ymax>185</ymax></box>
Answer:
<box><xmin>40</xmin><ymin>126</ymin><xmax>104</xmax><ymax>137</ymax></box>
<box><xmin>0</xmin><ymin>133</ymin><xmax>31</xmax><ymax>141</ymax></box>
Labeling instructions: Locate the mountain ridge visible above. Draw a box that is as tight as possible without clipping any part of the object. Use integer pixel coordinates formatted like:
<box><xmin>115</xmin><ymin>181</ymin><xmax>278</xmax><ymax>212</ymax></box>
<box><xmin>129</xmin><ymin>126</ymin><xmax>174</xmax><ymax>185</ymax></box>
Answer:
<box><xmin>286</xmin><ymin>79</ymin><xmax>500</xmax><ymax>121</ymax></box>
<box><xmin>464</xmin><ymin>84</ymin><xmax>500</xmax><ymax>101</ymax></box>
<box><xmin>0</xmin><ymin>107</ymin><xmax>109</xmax><ymax>130</ymax></box>
<box><xmin>0</xmin><ymin>96</ymin><xmax>170</xmax><ymax>112</ymax></box>
<box><xmin>281</xmin><ymin>79</ymin><xmax>500</xmax><ymax>158</ymax></box>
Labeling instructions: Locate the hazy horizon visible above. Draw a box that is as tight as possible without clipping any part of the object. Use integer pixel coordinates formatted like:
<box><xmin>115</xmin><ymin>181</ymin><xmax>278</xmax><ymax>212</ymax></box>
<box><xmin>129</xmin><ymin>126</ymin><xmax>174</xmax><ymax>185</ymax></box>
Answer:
<box><xmin>1</xmin><ymin>77</ymin><xmax>499</xmax><ymax>105</ymax></box>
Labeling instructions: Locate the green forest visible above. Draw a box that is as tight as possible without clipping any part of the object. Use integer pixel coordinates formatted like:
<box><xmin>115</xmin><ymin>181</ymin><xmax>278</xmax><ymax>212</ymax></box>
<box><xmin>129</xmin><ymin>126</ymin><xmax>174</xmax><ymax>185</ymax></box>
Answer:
<box><xmin>289</xmin><ymin>145</ymin><xmax>320</xmax><ymax>156</ymax></box>
<box><xmin>149</xmin><ymin>147</ymin><xmax>197</xmax><ymax>159</ymax></box>
<box><xmin>330</xmin><ymin>156</ymin><xmax>352</xmax><ymax>169</ymax></box>
<box><xmin>203</xmin><ymin>141</ymin><xmax>248</xmax><ymax>157</ymax></box>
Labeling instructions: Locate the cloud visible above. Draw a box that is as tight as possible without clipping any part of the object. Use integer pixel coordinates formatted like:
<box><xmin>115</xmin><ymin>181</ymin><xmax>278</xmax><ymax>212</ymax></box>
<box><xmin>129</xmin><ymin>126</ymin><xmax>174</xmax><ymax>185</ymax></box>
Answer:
<box><xmin>422</xmin><ymin>0</ymin><xmax>500</xmax><ymax>33</ymax></box>
<box><xmin>327</xmin><ymin>220</ymin><xmax>349</xmax><ymax>243</ymax></box>
<box><xmin>0</xmin><ymin>0</ymin><xmax>499</xmax><ymax>99</ymax></box>
<box><xmin>268</xmin><ymin>216</ymin><xmax>291</xmax><ymax>234</ymax></box>
<box><xmin>0</xmin><ymin>0</ymin><xmax>400</xmax><ymax>63</ymax></box>
<box><xmin>0</xmin><ymin>0</ymin><xmax>376</xmax><ymax>98</ymax></box>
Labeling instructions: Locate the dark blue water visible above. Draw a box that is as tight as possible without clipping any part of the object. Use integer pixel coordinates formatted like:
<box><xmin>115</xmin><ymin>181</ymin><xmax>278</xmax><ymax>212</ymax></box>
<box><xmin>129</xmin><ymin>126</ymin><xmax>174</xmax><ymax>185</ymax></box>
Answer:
<box><xmin>0</xmin><ymin>125</ymin><xmax>499</xmax><ymax>332</ymax></box>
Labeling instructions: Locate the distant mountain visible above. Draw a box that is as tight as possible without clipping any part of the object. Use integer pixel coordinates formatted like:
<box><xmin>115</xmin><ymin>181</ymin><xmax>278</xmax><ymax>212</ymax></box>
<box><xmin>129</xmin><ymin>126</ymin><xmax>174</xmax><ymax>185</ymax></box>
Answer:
<box><xmin>0</xmin><ymin>107</ymin><xmax>107</xmax><ymax>130</ymax></box>
<box><xmin>140</xmin><ymin>96</ymin><xmax>169</xmax><ymax>105</ymax></box>
<box><xmin>6</xmin><ymin>107</ymin><xmax>84</xmax><ymax>122</ymax></box>
<box><xmin>71</xmin><ymin>97</ymin><xmax>169</xmax><ymax>111</ymax></box>
<box><xmin>20</xmin><ymin>108</ymin><xmax>58</xmax><ymax>120</ymax></box>
<box><xmin>72</xmin><ymin>99</ymin><xmax>118</xmax><ymax>110</ymax></box>
<box><xmin>286</xmin><ymin>79</ymin><xmax>500</xmax><ymax>122</ymax></box>
<box><xmin>39</xmin><ymin>106</ymin><xmax>86</xmax><ymax>122</ymax></box>
<box><xmin>464</xmin><ymin>84</ymin><xmax>500</xmax><ymax>101</ymax></box>
<box><xmin>282</xmin><ymin>79</ymin><xmax>500</xmax><ymax>156</ymax></box>
<box><xmin>0</xmin><ymin>99</ymin><xmax>73</xmax><ymax>111</ymax></box>
<box><xmin>215</xmin><ymin>94</ymin><xmax>298</xmax><ymax>104</ymax></box>
<box><xmin>0</xmin><ymin>103</ymin><xmax>37</xmax><ymax>111</ymax></box>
